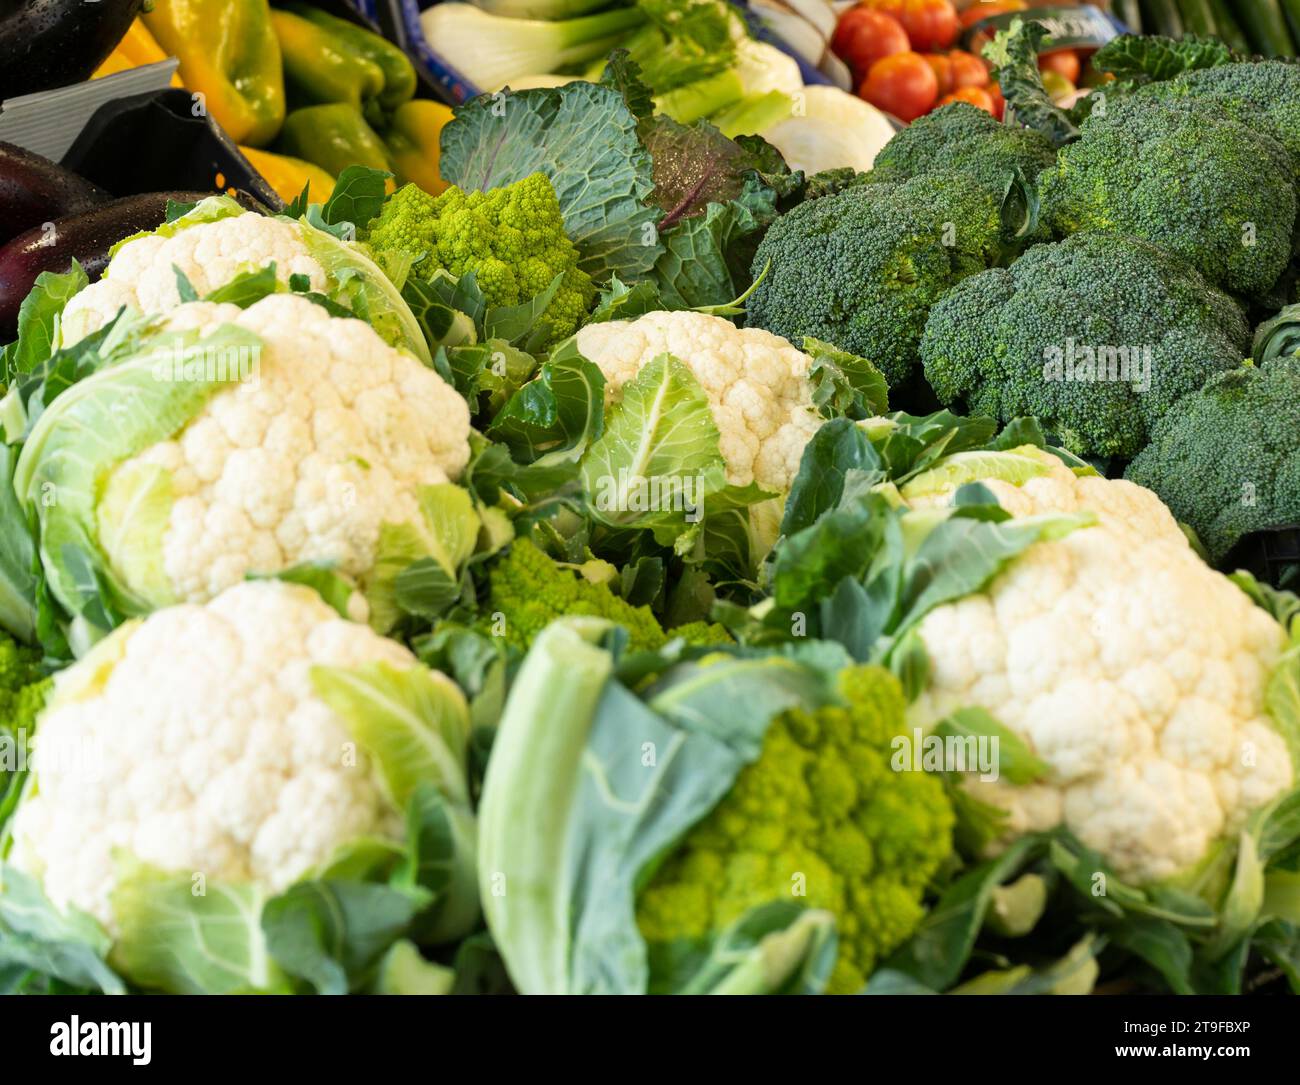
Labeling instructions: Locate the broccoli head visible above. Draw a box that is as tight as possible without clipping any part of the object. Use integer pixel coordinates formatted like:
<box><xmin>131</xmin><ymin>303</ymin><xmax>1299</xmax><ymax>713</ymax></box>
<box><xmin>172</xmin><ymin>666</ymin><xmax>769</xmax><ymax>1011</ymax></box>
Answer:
<box><xmin>920</xmin><ymin>231</ymin><xmax>1250</xmax><ymax>458</ymax></box>
<box><xmin>747</xmin><ymin>169</ymin><xmax>1015</xmax><ymax>386</ymax></box>
<box><xmin>1126</xmin><ymin>358</ymin><xmax>1300</xmax><ymax>563</ymax></box>
<box><xmin>1140</xmin><ymin>61</ymin><xmax>1300</xmax><ymax>175</ymax></box>
<box><xmin>1038</xmin><ymin>95</ymin><xmax>1296</xmax><ymax>297</ymax></box>
<box><xmin>637</xmin><ymin>664</ymin><xmax>954</xmax><ymax>994</ymax></box>
<box><xmin>871</xmin><ymin>102</ymin><xmax>1058</xmax><ymax>197</ymax></box>
<box><xmin>484</xmin><ymin>538</ymin><xmax>728</xmax><ymax>653</ymax></box>
<box><xmin>366</xmin><ymin>172</ymin><xmax>596</xmax><ymax>348</ymax></box>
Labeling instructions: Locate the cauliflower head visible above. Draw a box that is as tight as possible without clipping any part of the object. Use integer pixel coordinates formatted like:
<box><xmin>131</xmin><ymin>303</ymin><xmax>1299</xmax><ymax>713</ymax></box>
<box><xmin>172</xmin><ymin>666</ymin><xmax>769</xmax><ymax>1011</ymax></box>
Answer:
<box><xmin>637</xmin><ymin>665</ymin><xmax>954</xmax><ymax>994</ymax></box>
<box><xmin>574</xmin><ymin>309</ymin><xmax>823</xmax><ymax>492</ymax></box>
<box><xmin>60</xmin><ymin>213</ymin><xmax>327</xmax><ymax>346</ymax></box>
<box><xmin>16</xmin><ymin>293</ymin><xmax>471</xmax><ymax>630</ymax></box>
<box><xmin>56</xmin><ymin>196</ymin><xmax>432</xmax><ymax>363</ymax></box>
<box><xmin>366</xmin><ymin>174</ymin><xmax>595</xmax><ymax>349</ymax></box>
<box><xmin>904</xmin><ymin>454</ymin><xmax>1295</xmax><ymax>883</ymax></box>
<box><xmin>7</xmin><ymin>580</ymin><xmax>453</xmax><ymax>928</ymax></box>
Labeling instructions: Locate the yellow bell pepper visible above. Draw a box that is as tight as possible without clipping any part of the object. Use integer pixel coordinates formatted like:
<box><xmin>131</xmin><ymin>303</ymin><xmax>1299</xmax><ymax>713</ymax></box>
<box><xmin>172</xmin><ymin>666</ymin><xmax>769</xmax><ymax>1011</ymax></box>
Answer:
<box><xmin>93</xmin><ymin>19</ymin><xmax>183</xmax><ymax>85</ymax></box>
<box><xmin>384</xmin><ymin>99</ymin><xmax>453</xmax><ymax>196</ymax></box>
<box><xmin>275</xmin><ymin>103</ymin><xmax>395</xmax><ymax>183</ymax></box>
<box><xmin>143</xmin><ymin>0</ymin><xmax>286</xmax><ymax>147</ymax></box>
<box><xmin>239</xmin><ymin>146</ymin><xmax>336</xmax><ymax>206</ymax></box>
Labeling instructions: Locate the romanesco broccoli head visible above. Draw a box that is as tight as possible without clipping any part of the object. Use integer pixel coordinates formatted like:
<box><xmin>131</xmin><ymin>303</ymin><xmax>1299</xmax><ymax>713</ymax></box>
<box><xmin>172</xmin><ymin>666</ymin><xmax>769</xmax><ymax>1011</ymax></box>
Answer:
<box><xmin>366</xmin><ymin>173</ymin><xmax>595</xmax><ymax>349</ymax></box>
<box><xmin>636</xmin><ymin>664</ymin><xmax>954</xmax><ymax>994</ymax></box>
<box><xmin>1126</xmin><ymin>357</ymin><xmax>1300</xmax><ymax>563</ymax></box>
<box><xmin>1</xmin><ymin>633</ymin><xmax>51</xmax><ymax>824</ymax></box>
<box><xmin>484</xmin><ymin>539</ymin><xmax>730</xmax><ymax>654</ymax></box>
<box><xmin>1039</xmin><ymin>95</ymin><xmax>1296</xmax><ymax>297</ymax></box>
<box><xmin>0</xmin><ymin>634</ymin><xmax>46</xmax><ymax>726</ymax></box>
<box><xmin>920</xmin><ymin>231</ymin><xmax>1249</xmax><ymax>458</ymax></box>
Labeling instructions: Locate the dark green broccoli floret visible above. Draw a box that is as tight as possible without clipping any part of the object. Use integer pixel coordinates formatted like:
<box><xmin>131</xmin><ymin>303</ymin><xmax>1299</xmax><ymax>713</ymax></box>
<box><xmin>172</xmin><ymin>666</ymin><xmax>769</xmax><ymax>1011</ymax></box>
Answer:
<box><xmin>920</xmin><ymin>231</ymin><xmax>1249</xmax><ymax>458</ymax></box>
<box><xmin>747</xmin><ymin>169</ymin><xmax>1012</xmax><ymax>386</ymax></box>
<box><xmin>1139</xmin><ymin>61</ymin><xmax>1300</xmax><ymax>176</ymax></box>
<box><xmin>1126</xmin><ymin>358</ymin><xmax>1300</xmax><ymax>563</ymax></box>
<box><xmin>871</xmin><ymin>102</ymin><xmax>1058</xmax><ymax>197</ymax></box>
<box><xmin>1039</xmin><ymin>95</ymin><xmax>1296</xmax><ymax>297</ymax></box>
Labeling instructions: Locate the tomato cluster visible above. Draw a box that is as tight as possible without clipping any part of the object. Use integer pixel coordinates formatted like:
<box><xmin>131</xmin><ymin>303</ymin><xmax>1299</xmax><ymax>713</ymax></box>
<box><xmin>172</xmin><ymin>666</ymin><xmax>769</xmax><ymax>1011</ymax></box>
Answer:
<box><xmin>831</xmin><ymin>0</ymin><xmax>1088</xmax><ymax>125</ymax></box>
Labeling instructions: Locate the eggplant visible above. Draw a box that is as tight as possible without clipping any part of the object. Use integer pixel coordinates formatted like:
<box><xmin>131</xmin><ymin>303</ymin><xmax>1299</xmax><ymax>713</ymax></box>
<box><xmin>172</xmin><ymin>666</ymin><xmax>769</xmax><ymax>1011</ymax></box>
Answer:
<box><xmin>0</xmin><ymin>141</ymin><xmax>108</xmax><ymax>247</ymax></box>
<box><xmin>0</xmin><ymin>190</ymin><xmax>209</xmax><ymax>339</ymax></box>
<box><xmin>0</xmin><ymin>0</ymin><xmax>145</xmax><ymax>101</ymax></box>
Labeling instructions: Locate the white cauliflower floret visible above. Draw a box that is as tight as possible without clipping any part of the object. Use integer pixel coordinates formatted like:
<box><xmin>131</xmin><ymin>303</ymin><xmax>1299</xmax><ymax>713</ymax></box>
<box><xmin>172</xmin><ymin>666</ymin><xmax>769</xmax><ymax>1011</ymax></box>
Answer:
<box><xmin>907</xmin><ymin>458</ymin><xmax>1294</xmax><ymax>883</ymax></box>
<box><xmin>575</xmin><ymin>310</ymin><xmax>823</xmax><ymax>491</ymax></box>
<box><xmin>8</xmin><ymin>580</ymin><xmax>435</xmax><ymax>928</ymax></box>
<box><xmin>60</xmin><ymin>213</ymin><xmax>328</xmax><ymax>345</ymax></box>
<box><xmin>101</xmin><ymin>293</ymin><xmax>471</xmax><ymax>606</ymax></box>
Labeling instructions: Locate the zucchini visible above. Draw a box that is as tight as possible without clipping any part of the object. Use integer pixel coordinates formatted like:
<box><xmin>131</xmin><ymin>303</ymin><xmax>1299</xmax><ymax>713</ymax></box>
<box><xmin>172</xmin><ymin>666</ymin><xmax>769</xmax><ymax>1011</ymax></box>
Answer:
<box><xmin>1231</xmin><ymin>0</ymin><xmax>1295</xmax><ymax>56</ymax></box>
<box><xmin>1139</xmin><ymin>0</ymin><xmax>1184</xmax><ymax>38</ymax></box>
<box><xmin>1114</xmin><ymin>0</ymin><xmax>1143</xmax><ymax>33</ymax></box>
<box><xmin>1209</xmin><ymin>0</ymin><xmax>1251</xmax><ymax>51</ymax></box>
<box><xmin>1282</xmin><ymin>0</ymin><xmax>1300</xmax><ymax>51</ymax></box>
<box><xmin>1176</xmin><ymin>0</ymin><xmax>1218</xmax><ymax>36</ymax></box>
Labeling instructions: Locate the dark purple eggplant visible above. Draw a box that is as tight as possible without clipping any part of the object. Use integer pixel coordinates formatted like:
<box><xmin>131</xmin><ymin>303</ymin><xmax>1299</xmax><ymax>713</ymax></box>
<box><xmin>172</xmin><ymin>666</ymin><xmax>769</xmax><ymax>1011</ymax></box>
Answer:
<box><xmin>0</xmin><ymin>190</ymin><xmax>210</xmax><ymax>339</ymax></box>
<box><xmin>0</xmin><ymin>0</ymin><xmax>145</xmax><ymax>101</ymax></box>
<box><xmin>0</xmin><ymin>141</ymin><xmax>108</xmax><ymax>246</ymax></box>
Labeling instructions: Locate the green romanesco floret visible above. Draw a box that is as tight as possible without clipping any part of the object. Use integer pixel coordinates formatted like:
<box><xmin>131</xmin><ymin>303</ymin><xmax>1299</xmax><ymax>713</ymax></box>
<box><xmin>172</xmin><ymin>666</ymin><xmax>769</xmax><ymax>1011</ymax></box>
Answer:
<box><xmin>0</xmin><ymin>633</ymin><xmax>47</xmax><ymax>729</ymax></box>
<box><xmin>1126</xmin><ymin>357</ymin><xmax>1300</xmax><ymax>563</ymax></box>
<box><xmin>1</xmin><ymin>633</ymin><xmax>51</xmax><ymax>825</ymax></box>
<box><xmin>920</xmin><ymin>231</ymin><xmax>1249</xmax><ymax>458</ymax></box>
<box><xmin>1039</xmin><ymin>94</ymin><xmax>1296</xmax><ymax>297</ymax></box>
<box><xmin>747</xmin><ymin>169</ymin><xmax>1012</xmax><ymax>387</ymax></box>
<box><xmin>366</xmin><ymin>172</ymin><xmax>596</xmax><ymax>348</ymax></box>
<box><xmin>871</xmin><ymin>102</ymin><xmax>1058</xmax><ymax>198</ymax></box>
<box><xmin>636</xmin><ymin>664</ymin><xmax>954</xmax><ymax>994</ymax></box>
<box><xmin>485</xmin><ymin>538</ymin><xmax>730</xmax><ymax>653</ymax></box>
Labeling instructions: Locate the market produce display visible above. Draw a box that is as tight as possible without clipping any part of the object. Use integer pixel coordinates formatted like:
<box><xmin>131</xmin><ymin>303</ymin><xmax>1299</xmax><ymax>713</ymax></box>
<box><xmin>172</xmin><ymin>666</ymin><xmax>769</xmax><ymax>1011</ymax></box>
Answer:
<box><xmin>6</xmin><ymin>3</ymin><xmax>1300</xmax><ymax>1001</ymax></box>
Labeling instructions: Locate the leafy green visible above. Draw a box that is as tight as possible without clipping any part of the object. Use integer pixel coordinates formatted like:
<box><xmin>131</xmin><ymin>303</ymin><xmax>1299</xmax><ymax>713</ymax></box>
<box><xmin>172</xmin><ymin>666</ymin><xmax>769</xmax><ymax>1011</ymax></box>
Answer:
<box><xmin>110</xmin><ymin>861</ymin><xmax>290</xmax><ymax>994</ymax></box>
<box><xmin>0</xmin><ymin>262</ymin><xmax>89</xmax><ymax>383</ymax></box>
<box><xmin>0</xmin><ymin>865</ymin><xmax>125</xmax><ymax>994</ymax></box>
<box><xmin>441</xmin><ymin>81</ymin><xmax>661</xmax><ymax>284</ymax></box>
<box><xmin>310</xmin><ymin>660</ymin><xmax>471</xmax><ymax>808</ymax></box>
<box><xmin>476</xmin><ymin>618</ymin><xmax>842</xmax><ymax>993</ymax></box>
<box><xmin>318</xmin><ymin>165</ymin><xmax>393</xmax><ymax>232</ymax></box>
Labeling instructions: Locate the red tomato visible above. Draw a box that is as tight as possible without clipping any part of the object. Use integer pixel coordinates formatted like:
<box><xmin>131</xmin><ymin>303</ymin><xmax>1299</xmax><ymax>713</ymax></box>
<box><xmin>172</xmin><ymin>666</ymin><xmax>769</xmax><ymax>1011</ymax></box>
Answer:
<box><xmin>988</xmin><ymin>79</ymin><xmax>1005</xmax><ymax>119</ymax></box>
<box><xmin>833</xmin><ymin>8</ymin><xmax>911</xmax><ymax>74</ymax></box>
<box><xmin>948</xmin><ymin>49</ymin><xmax>990</xmax><ymax>89</ymax></box>
<box><xmin>1038</xmin><ymin>48</ymin><xmax>1081</xmax><ymax>83</ymax></box>
<box><xmin>923</xmin><ymin>52</ymin><xmax>954</xmax><ymax>97</ymax></box>
<box><xmin>861</xmin><ymin>51</ymin><xmax>939</xmax><ymax>122</ymax></box>
<box><xmin>896</xmin><ymin>0</ymin><xmax>958</xmax><ymax>51</ymax></box>
<box><xmin>958</xmin><ymin>0</ymin><xmax>1026</xmax><ymax>28</ymax></box>
<box><xmin>939</xmin><ymin>85</ymin><xmax>995</xmax><ymax>114</ymax></box>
